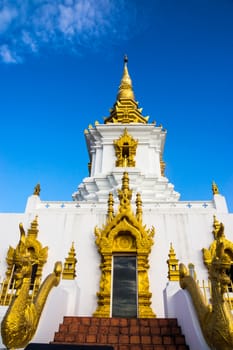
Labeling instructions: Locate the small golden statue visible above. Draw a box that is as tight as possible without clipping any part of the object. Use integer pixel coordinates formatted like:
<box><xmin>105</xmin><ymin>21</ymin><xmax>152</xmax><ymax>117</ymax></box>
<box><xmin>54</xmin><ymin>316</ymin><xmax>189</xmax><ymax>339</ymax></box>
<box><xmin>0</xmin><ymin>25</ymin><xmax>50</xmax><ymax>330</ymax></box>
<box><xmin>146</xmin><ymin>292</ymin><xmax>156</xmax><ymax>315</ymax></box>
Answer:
<box><xmin>33</xmin><ymin>183</ymin><xmax>41</xmax><ymax>196</ymax></box>
<box><xmin>212</xmin><ymin>181</ymin><xmax>219</xmax><ymax>195</ymax></box>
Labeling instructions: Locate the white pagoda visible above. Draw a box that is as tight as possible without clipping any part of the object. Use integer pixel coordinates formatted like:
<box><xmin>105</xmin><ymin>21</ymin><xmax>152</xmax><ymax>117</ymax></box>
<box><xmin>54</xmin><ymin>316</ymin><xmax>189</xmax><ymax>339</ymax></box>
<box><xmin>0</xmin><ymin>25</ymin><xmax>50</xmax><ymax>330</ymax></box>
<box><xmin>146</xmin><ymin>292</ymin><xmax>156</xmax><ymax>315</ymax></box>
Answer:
<box><xmin>0</xmin><ymin>57</ymin><xmax>233</xmax><ymax>350</ymax></box>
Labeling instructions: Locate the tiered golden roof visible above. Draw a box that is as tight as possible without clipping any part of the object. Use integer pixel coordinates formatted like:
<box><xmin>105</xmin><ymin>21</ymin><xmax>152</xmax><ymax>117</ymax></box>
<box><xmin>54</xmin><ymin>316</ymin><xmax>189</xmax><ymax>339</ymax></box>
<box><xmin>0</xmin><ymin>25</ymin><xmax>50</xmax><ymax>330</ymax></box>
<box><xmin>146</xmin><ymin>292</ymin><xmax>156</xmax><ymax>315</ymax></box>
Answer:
<box><xmin>104</xmin><ymin>56</ymin><xmax>149</xmax><ymax>124</ymax></box>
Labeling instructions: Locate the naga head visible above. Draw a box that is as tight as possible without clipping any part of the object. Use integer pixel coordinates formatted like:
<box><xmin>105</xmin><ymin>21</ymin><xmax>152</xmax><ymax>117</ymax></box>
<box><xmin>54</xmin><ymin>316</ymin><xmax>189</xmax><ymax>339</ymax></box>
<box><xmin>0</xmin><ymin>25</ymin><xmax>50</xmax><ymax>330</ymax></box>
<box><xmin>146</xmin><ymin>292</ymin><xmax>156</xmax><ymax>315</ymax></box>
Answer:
<box><xmin>53</xmin><ymin>261</ymin><xmax>62</xmax><ymax>286</ymax></box>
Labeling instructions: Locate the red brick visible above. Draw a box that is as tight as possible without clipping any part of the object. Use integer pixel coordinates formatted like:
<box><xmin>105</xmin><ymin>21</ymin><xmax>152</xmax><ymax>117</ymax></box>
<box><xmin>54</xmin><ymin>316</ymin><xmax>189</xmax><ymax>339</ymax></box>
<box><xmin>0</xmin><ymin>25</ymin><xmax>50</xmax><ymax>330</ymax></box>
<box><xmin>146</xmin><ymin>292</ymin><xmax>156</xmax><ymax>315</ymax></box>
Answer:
<box><xmin>130</xmin><ymin>326</ymin><xmax>140</xmax><ymax>334</ymax></box>
<box><xmin>140</xmin><ymin>326</ymin><xmax>150</xmax><ymax>335</ymax></box>
<box><xmin>148</xmin><ymin>319</ymin><xmax>159</xmax><ymax>327</ymax></box>
<box><xmin>130</xmin><ymin>335</ymin><xmax>140</xmax><ymax>344</ymax></box>
<box><xmin>111</xmin><ymin>318</ymin><xmax>120</xmax><ymax>326</ymax></box>
<box><xmin>75</xmin><ymin>333</ymin><xmax>85</xmax><ymax>343</ymax></box>
<box><xmin>99</xmin><ymin>326</ymin><xmax>109</xmax><ymax>334</ymax></box>
<box><xmin>119</xmin><ymin>318</ymin><xmax>128</xmax><ymax>327</ymax></box>
<box><xmin>158</xmin><ymin>319</ymin><xmax>169</xmax><ymax>327</ymax></box>
<box><xmin>171</xmin><ymin>326</ymin><xmax>181</xmax><ymax>335</ymax></box>
<box><xmin>97</xmin><ymin>333</ymin><xmax>107</xmax><ymax>343</ymax></box>
<box><xmin>160</xmin><ymin>327</ymin><xmax>171</xmax><ymax>335</ymax></box>
<box><xmin>63</xmin><ymin>317</ymin><xmax>75</xmax><ymax>324</ymax></box>
<box><xmin>109</xmin><ymin>326</ymin><xmax>120</xmax><ymax>335</ymax></box>
<box><xmin>177</xmin><ymin>346</ymin><xmax>188</xmax><ymax>350</ymax></box>
<box><xmin>141</xmin><ymin>335</ymin><xmax>151</xmax><ymax>344</ymax></box>
<box><xmin>79</xmin><ymin>325</ymin><xmax>88</xmax><ymax>333</ymax></box>
<box><xmin>143</xmin><ymin>346</ymin><xmax>154</xmax><ymax>350</ymax></box>
<box><xmin>150</xmin><ymin>326</ymin><xmax>160</xmax><ymax>335</ymax></box>
<box><xmin>119</xmin><ymin>345</ymin><xmax>130</xmax><ymax>350</ymax></box>
<box><xmin>167</xmin><ymin>319</ymin><xmax>177</xmax><ymax>326</ymax></box>
<box><xmin>129</xmin><ymin>345</ymin><xmax>141</xmax><ymax>350</ymax></box>
<box><xmin>53</xmin><ymin>333</ymin><xmax>65</xmax><ymax>342</ymax></box>
<box><xmin>101</xmin><ymin>318</ymin><xmax>111</xmax><ymax>326</ymax></box>
<box><xmin>64</xmin><ymin>334</ymin><xmax>76</xmax><ymax>342</ymax></box>
<box><xmin>139</xmin><ymin>319</ymin><xmax>149</xmax><ymax>326</ymax></box>
<box><xmin>119</xmin><ymin>335</ymin><xmax>129</xmax><ymax>344</ymax></box>
<box><xmin>69</xmin><ymin>323</ymin><xmax>79</xmax><ymax>333</ymax></box>
<box><xmin>165</xmin><ymin>346</ymin><xmax>177</xmax><ymax>350</ymax></box>
<box><xmin>59</xmin><ymin>324</ymin><xmax>68</xmax><ymax>332</ymax></box>
<box><xmin>89</xmin><ymin>325</ymin><xmax>98</xmax><ymax>334</ymax></box>
<box><xmin>129</xmin><ymin>319</ymin><xmax>138</xmax><ymax>326</ymax></box>
<box><xmin>81</xmin><ymin>317</ymin><xmax>91</xmax><ymax>325</ymax></box>
<box><xmin>151</xmin><ymin>335</ymin><xmax>162</xmax><ymax>344</ymax></box>
<box><xmin>175</xmin><ymin>336</ymin><xmax>185</xmax><ymax>345</ymax></box>
<box><xmin>163</xmin><ymin>336</ymin><xmax>173</xmax><ymax>345</ymax></box>
<box><xmin>120</xmin><ymin>327</ymin><xmax>129</xmax><ymax>335</ymax></box>
<box><xmin>151</xmin><ymin>346</ymin><xmax>164</xmax><ymax>350</ymax></box>
<box><xmin>86</xmin><ymin>334</ymin><xmax>97</xmax><ymax>343</ymax></box>
<box><xmin>91</xmin><ymin>318</ymin><xmax>101</xmax><ymax>325</ymax></box>
<box><xmin>108</xmin><ymin>335</ymin><xmax>118</xmax><ymax>344</ymax></box>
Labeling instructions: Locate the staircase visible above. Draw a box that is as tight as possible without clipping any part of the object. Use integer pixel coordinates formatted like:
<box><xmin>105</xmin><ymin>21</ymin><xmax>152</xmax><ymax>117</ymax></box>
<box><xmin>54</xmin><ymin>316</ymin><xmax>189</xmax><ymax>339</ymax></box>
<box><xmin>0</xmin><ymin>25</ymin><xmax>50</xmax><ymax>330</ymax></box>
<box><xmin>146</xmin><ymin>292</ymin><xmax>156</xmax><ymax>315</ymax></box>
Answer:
<box><xmin>53</xmin><ymin>317</ymin><xmax>189</xmax><ymax>350</ymax></box>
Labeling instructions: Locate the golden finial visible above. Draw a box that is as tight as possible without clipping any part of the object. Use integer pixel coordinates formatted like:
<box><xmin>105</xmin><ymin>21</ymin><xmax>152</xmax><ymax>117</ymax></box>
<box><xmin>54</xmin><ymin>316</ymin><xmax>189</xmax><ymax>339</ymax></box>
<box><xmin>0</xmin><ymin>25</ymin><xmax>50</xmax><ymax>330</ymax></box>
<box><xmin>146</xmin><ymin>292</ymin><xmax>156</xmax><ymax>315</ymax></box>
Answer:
<box><xmin>33</xmin><ymin>183</ymin><xmax>40</xmax><ymax>196</ymax></box>
<box><xmin>28</xmin><ymin>216</ymin><xmax>39</xmax><ymax>238</ymax></box>
<box><xmin>117</xmin><ymin>55</ymin><xmax>135</xmax><ymax>100</ymax></box>
<box><xmin>212</xmin><ymin>181</ymin><xmax>219</xmax><ymax>195</ymax></box>
<box><xmin>136</xmin><ymin>193</ymin><xmax>143</xmax><ymax>222</ymax></box>
<box><xmin>107</xmin><ymin>192</ymin><xmax>114</xmax><ymax>220</ymax></box>
<box><xmin>62</xmin><ymin>242</ymin><xmax>77</xmax><ymax>280</ymax></box>
<box><xmin>118</xmin><ymin>172</ymin><xmax>133</xmax><ymax>212</ymax></box>
<box><xmin>167</xmin><ymin>243</ymin><xmax>179</xmax><ymax>281</ymax></box>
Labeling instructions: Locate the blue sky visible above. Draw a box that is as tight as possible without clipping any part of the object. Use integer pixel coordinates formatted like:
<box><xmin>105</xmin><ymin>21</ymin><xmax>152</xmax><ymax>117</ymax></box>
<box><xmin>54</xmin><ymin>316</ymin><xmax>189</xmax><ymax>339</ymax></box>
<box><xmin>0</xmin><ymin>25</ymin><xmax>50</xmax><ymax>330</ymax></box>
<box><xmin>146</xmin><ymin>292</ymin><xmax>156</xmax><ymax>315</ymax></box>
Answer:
<box><xmin>0</xmin><ymin>0</ymin><xmax>233</xmax><ymax>213</ymax></box>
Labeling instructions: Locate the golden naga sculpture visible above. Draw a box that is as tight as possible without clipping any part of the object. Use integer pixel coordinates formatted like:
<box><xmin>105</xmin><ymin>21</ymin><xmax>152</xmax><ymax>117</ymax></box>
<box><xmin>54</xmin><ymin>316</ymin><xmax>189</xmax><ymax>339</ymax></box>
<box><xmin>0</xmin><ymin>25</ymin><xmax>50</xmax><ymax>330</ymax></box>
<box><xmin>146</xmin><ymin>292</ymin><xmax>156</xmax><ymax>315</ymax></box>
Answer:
<box><xmin>1</xmin><ymin>216</ymin><xmax>48</xmax><ymax>305</ymax></box>
<box><xmin>180</xmin><ymin>216</ymin><xmax>233</xmax><ymax>350</ymax></box>
<box><xmin>1</xmin><ymin>223</ymin><xmax>62</xmax><ymax>349</ymax></box>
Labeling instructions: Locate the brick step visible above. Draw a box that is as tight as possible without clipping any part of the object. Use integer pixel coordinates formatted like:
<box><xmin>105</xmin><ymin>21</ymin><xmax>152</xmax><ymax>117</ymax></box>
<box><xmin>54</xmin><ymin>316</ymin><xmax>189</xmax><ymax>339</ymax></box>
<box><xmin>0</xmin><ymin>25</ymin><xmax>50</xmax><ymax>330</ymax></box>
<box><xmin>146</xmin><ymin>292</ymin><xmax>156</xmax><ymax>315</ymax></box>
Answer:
<box><xmin>53</xmin><ymin>317</ymin><xmax>189</xmax><ymax>350</ymax></box>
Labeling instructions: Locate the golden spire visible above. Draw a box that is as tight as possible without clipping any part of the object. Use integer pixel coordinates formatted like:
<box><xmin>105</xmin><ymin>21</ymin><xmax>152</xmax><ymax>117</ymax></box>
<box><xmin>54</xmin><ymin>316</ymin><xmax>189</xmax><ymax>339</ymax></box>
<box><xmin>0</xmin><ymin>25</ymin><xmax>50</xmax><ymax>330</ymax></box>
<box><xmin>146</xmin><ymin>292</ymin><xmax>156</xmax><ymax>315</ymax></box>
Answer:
<box><xmin>167</xmin><ymin>243</ymin><xmax>179</xmax><ymax>281</ymax></box>
<box><xmin>117</xmin><ymin>55</ymin><xmax>135</xmax><ymax>100</ymax></box>
<box><xmin>136</xmin><ymin>193</ymin><xmax>143</xmax><ymax>223</ymax></box>
<box><xmin>62</xmin><ymin>242</ymin><xmax>77</xmax><ymax>280</ymax></box>
<box><xmin>104</xmin><ymin>56</ymin><xmax>149</xmax><ymax>124</ymax></box>
<box><xmin>27</xmin><ymin>215</ymin><xmax>39</xmax><ymax>239</ymax></box>
<box><xmin>118</xmin><ymin>172</ymin><xmax>133</xmax><ymax>212</ymax></box>
<box><xmin>107</xmin><ymin>192</ymin><xmax>114</xmax><ymax>220</ymax></box>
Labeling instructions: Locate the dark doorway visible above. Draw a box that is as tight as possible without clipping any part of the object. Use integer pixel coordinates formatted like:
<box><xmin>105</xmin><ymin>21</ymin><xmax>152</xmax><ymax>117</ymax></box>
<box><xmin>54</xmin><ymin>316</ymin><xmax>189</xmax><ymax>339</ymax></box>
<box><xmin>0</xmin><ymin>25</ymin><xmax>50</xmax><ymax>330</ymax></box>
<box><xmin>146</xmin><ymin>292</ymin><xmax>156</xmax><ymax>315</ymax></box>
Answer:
<box><xmin>112</xmin><ymin>256</ymin><xmax>137</xmax><ymax>317</ymax></box>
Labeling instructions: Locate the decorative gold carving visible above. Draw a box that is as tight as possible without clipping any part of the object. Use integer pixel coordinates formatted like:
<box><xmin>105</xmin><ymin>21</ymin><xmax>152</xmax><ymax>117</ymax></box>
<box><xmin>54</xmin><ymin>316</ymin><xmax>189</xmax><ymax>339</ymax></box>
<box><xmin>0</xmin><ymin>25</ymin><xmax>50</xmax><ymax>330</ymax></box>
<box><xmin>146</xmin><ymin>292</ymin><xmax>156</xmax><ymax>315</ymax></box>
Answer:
<box><xmin>167</xmin><ymin>243</ymin><xmax>179</xmax><ymax>281</ymax></box>
<box><xmin>212</xmin><ymin>181</ymin><xmax>219</xmax><ymax>195</ymax></box>
<box><xmin>114</xmin><ymin>128</ymin><xmax>138</xmax><ymax>167</ymax></box>
<box><xmin>0</xmin><ymin>217</ymin><xmax>48</xmax><ymax>305</ymax></box>
<box><xmin>1</xmin><ymin>223</ymin><xmax>62</xmax><ymax>349</ymax></box>
<box><xmin>160</xmin><ymin>154</ymin><xmax>166</xmax><ymax>177</ymax></box>
<box><xmin>107</xmin><ymin>192</ymin><xmax>114</xmax><ymax>221</ymax></box>
<box><xmin>104</xmin><ymin>57</ymin><xmax>149</xmax><ymax>124</ymax></box>
<box><xmin>94</xmin><ymin>172</ymin><xmax>155</xmax><ymax>318</ymax></box>
<box><xmin>33</xmin><ymin>183</ymin><xmax>41</xmax><ymax>196</ymax></box>
<box><xmin>180</xmin><ymin>216</ymin><xmax>233</xmax><ymax>350</ymax></box>
<box><xmin>62</xmin><ymin>242</ymin><xmax>77</xmax><ymax>280</ymax></box>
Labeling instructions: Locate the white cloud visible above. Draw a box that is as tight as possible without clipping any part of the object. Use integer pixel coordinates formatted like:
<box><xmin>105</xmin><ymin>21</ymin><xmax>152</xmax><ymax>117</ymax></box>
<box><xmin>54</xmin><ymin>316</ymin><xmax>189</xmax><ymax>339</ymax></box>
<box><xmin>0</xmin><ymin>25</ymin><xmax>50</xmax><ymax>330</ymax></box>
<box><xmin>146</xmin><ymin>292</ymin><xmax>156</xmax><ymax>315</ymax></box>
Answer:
<box><xmin>0</xmin><ymin>44</ymin><xmax>18</xmax><ymax>63</ymax></box>
<box><xmin>0</xmin><ymin>6</ymin><xmax>17</xmax><ymax>33</ymax></box>
<box><xmin>0</xmin><ymin>0</ymin><xmax>141</xmax><ymax>63</ymax></box>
